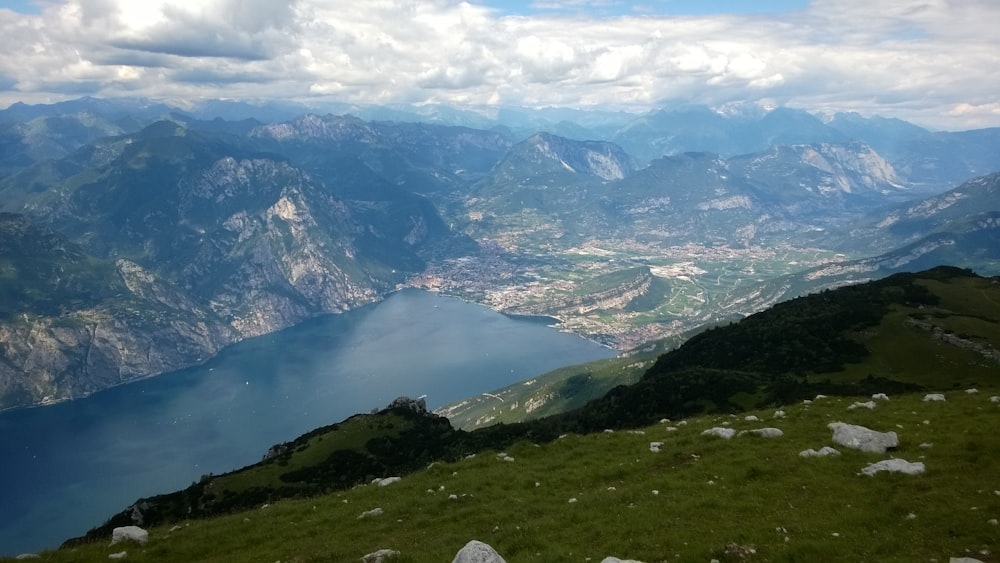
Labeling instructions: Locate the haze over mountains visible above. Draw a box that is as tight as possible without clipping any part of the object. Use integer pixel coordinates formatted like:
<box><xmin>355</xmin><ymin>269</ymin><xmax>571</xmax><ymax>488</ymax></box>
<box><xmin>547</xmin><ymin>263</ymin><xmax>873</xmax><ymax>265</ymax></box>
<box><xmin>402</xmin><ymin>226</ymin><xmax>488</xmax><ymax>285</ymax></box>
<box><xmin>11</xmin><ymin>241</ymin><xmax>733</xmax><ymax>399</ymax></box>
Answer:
<box><xmin>0</xmin><ymin>97</ymin><xmax>999</xmax><ymax>410</ymax></box>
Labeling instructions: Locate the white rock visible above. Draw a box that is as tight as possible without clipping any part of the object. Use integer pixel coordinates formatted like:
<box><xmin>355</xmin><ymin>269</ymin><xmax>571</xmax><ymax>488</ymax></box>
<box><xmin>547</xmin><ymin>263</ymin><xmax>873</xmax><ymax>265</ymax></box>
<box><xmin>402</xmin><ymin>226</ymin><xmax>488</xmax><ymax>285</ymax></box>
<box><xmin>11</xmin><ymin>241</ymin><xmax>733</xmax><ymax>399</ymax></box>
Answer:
<box><xmin>739</xmin><ymin>428</ymin><xmax>784</xmax><ymax>438</ymax></box>
<box><xmin>966</xmin><ymin>388</ymin><xmax>979</xmax><ymax>394</ymax></box>
<box><xmin>773</xmin><ymin>410</ymin><xmax>786</xmax><ymax>418</ymax></box>
<box><xmin>861</xmin><ymin>459</ymin><xmax>925</xmax><ymax>476</ymax></box>
<box><xmin>362</xmin><ymin>548</ymin><xmax>401</xmax><ymax>562</ymax></box>
<box><xmin>568</xmin><ymin>497</ymin><xmax>578</xmax><ymax>504</ymax></box>
<box><xmin>108</xmin><ymin>552</ymin><xmax>128</xmax><ymax>560</ymax></box>
<box><xmin>990</xmin><ymin>396</ymin><xmax>999</xmax><ymax>403</ymax></box>
<box><xmin>14</xmin><ymin>555</ymin><xmax>41</xmax><ymax>560</ymax></box>
<box><xmin>800</xmin><ymin>446</ymin><xmax>841</xmax><ymax>457</ymax></box>
<box><xmin>744</xmin><ymin>415</ymin><xmax>760</xmax><ymax>422</ymax></box>
<box><xmin>828</xmin><ymin>422</ymin><xmax>898</xmax><ymax>453</ymax></box>
<box><xmin>358</xmin><ymin>507</ymin><xmax>384</xmax><ymax>519</ymax></box>
<box><xmin>649</xmin><ymin>441</ymin><xmax>663</xmax><ymax>453</ymax></box>
<box><xmin>601</xmin><ymin>558</ymin><xmax>645</xmax><ymax>563</ymax></box>
<box><xmin>848</xmin><ymin>401</ymin><xmax>876</xmax><ymax>410</ymax></box>
<box><xmin>701</xmin><ymin>427</ymin><xmax>736</xmax><ymax>439</ymax></box>
<box><xmin>373</xmin><ymin>477</ymin><xmax>401</xmax><ymax>487</ymax></box>
<box><xmin>815</xmin><ymin>394</ymin><xmax>828</xmax><ymax>400</ymax></box>
<box><xmin>110</xmin><ymin>526</ymin><xmax>148</xmax><ymax>546</ymax></box>
<box><xmin>448</xmin><ymin>494</ymin><xmax>459</xmax><ymax>500</ymax></box>
<box><xmin>923</xmin><ymin>393</ymin><xmax>946</xmax><ymax>402</ymax></box>
<box><xmin>949</xmin><ymin>558</ymin><xmax>985</xmax><ymax>563</ymax></box>
<box><xmin>988</xmin><ymin>519</ymin><xmax>998</xmax><ymax>526</ymax></box>
<box><xmin>677</xmin><ymin>420</ymin><xmax>688</xmax><ymax>426</ymax></box>
<box><xmin>452</xmin><ymin>540</ymin><xmax>507</xmax><ymax>563</ymax></box>
<box><xmin>872</xmin><ymin>393</ymin><xmax>890</xmax><ymax>401</ymax></box>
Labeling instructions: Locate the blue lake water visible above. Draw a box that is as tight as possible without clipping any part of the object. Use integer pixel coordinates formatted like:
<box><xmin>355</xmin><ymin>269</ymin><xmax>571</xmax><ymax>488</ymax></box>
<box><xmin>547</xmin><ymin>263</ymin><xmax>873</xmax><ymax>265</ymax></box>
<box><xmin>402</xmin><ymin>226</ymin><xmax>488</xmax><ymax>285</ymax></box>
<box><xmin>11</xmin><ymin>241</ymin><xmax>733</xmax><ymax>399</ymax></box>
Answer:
<box><xmin>0</xmin><ymin>289</ymin><xmax>613</xmax><ymax>556</ymax></box>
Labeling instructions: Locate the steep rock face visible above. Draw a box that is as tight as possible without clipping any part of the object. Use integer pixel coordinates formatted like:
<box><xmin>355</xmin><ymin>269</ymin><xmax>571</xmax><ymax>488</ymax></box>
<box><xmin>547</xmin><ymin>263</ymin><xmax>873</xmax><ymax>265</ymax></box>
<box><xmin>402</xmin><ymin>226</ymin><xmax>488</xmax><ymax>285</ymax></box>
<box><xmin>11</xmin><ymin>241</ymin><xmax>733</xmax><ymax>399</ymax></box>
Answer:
<box><xmin>0</xmin><ymin>251</ymin><xmax>236</xmax><ymax>410</ymax></box>
<box><xmin>0</xmin><ymin>121</ymin><xmax>470</xmax><ymax>408</ymax></box>
<box><xmin>730</xmin><ymin>141</ymin><xmax>906</xmax><ymax>215</ymax></box>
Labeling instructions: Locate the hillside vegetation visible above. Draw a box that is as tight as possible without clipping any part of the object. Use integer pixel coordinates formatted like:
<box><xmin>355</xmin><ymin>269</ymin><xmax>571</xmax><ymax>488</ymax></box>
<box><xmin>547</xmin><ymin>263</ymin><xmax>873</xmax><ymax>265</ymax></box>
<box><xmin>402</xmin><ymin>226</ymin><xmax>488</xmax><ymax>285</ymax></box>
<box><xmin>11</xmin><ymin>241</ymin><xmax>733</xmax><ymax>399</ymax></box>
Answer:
<box><xmin>16</xmin><ymin>390</ymin><xmax>1000</xmax><ymax>562</ymax></box>
<box><xmin>443</xmin><ymin>265</ymin><xmax>1000</xmax><ymax>429</ymax></box>
<box><xmin>14</xmin><ymin>266</ymin><xmax>1000</xmax><ymax>561</ymax></box>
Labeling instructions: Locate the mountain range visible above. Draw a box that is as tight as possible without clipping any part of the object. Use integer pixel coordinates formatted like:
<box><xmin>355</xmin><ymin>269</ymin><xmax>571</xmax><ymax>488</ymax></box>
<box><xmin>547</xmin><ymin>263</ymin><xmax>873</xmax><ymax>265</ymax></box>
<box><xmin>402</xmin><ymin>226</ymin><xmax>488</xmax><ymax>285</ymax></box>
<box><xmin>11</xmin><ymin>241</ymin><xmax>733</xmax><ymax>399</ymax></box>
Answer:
<box><xmin>0</xmin><ymin>97</ymin><xmax>999</xmax><ymax>409</ymax></box>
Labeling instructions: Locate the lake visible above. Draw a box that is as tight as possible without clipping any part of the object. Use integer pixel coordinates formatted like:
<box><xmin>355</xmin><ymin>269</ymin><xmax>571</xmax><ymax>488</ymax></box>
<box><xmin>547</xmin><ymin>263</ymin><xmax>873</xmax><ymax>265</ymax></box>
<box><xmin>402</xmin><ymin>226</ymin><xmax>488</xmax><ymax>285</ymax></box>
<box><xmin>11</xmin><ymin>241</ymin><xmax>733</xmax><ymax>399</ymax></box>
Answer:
<box><xmin>0</xmin><ymin>289</ymin><xmax>613</xmax><ymax>556</ymax></box>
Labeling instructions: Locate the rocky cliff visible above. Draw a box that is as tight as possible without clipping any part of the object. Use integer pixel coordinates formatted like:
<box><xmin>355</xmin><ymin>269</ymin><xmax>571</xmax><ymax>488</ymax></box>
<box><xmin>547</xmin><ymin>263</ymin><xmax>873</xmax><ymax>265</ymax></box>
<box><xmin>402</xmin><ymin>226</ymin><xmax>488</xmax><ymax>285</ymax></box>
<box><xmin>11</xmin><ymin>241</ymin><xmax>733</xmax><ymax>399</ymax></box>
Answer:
<box><xmin>0</xmin><ymin>121</ymin><xmax>471</xmax><ymax>409</ymax></box>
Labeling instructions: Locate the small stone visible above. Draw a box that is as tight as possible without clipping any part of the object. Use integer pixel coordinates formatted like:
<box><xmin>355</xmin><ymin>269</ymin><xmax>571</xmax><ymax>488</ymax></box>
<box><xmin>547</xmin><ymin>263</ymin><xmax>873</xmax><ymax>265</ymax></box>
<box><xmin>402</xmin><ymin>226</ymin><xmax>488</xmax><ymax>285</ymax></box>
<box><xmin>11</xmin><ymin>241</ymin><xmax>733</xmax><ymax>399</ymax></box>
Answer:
<box><xmin>362</xmin><ymin>548</ymin><xmax>400</xmax><ymax>562</ymax></box>
<box><xmin>358</xmin><ymin>507</ymin><xmax>384</xmax><ymax>519</ymax></box>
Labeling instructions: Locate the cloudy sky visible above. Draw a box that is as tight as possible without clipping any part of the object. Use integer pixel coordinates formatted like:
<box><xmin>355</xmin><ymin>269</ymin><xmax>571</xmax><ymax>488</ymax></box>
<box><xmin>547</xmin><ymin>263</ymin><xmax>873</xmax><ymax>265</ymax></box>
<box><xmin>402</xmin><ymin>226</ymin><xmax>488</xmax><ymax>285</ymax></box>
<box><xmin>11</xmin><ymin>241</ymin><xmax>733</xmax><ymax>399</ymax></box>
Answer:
<box><xmin>0</xmin><ymin>0</ymin><xmax>997</xmax><ymax>129</ymax></box>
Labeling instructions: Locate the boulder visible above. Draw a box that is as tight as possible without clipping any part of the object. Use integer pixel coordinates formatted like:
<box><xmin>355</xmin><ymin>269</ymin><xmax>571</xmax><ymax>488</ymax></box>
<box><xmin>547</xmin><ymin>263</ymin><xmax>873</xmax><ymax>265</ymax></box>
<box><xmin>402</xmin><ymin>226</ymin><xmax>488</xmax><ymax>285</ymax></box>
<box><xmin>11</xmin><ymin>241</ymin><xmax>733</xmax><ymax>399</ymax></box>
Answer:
<box><xmin>602</xmin><ymin>558</ymin><xmax>645</xmax><ymax>563</ymax></box>
<box><xmin>871</xmin><ymin>393</ymin><xmax>890</xmax><ymax>401</ymax></box>
<box><xmin>108</xmin><ymin>553</ymin><xmax>127</xmax><ymax>560</ymax></box>
<box><xmin>861</xmin><ymin>459</ymin><xmax>925</xmax><ymax>476</ymax></box>
<box><xmin>110</xmin><ymin>526</ymin><xmax>148</xmax><ymax>546</ymax></box>
<box><xmin>923</xmin><ymin>393</ymin><xmax>946</xmax><ymax>402</ymax></box>
<box><xmin>828</xmin><ymin>422</ymin><xmax>898</xmax><ymax>453</ymax></box>
<box><xmin>372</xmin><ymin>477</ymin><xmax>401</xmax><ymax>487</ymax></box>
<box><xmin>701</xmin><ymin>427</ymin><xmax>736</xmax><ymax>439</ymax></box>
<box><xmin>649</xmin><ymin>441</ymin><xmax>663</xmax><ymax>453</ymax></box>
<box><xmin>452</xmin><ymin>540</ymin><xmax>507</xmax><ymax>563</ymax></box>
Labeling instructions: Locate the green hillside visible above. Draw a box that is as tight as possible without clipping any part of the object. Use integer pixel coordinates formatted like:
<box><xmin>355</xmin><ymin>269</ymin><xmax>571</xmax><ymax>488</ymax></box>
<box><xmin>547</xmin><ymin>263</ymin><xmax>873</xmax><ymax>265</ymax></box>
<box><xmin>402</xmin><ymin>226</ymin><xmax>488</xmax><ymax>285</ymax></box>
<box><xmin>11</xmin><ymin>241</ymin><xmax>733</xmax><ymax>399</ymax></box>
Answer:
<box><xmin>13</xmin><ymin>266</ymin><xmax>1000</xmax><ymax>561</ymax></box>
<box><xmin>17</xmin><ymin>391</ymin><xmax>1000</xmax><ymax>562</ymax></box>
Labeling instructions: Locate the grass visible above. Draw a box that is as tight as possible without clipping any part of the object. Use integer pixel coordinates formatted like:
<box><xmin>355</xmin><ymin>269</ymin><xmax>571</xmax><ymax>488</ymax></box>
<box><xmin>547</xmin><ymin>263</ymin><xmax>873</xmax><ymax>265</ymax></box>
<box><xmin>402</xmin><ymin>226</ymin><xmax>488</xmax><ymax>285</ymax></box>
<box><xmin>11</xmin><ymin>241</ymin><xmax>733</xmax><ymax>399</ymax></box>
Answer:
<box><xmin>16</xmin><ymin>389</ymin><xmax>1000</xmax><ymax>562</ymax></box>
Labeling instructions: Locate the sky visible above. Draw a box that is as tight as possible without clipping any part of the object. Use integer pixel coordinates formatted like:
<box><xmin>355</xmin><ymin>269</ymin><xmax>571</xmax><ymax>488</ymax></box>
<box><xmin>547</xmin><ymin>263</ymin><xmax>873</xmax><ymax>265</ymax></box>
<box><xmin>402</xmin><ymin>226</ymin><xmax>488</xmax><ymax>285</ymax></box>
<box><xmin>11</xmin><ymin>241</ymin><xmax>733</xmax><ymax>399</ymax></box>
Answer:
<box><xmin>0</xmin><ymin>0</ymin><xmax>997</xmax><ymax>130</ymax></box>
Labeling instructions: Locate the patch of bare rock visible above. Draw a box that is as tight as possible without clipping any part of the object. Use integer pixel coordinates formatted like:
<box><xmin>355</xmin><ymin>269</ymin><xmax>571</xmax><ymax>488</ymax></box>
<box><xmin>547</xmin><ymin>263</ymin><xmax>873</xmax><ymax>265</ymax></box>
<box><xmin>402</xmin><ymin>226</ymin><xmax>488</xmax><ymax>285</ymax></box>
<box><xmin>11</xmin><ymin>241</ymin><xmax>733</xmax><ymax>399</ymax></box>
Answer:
<box><xmin>827</xmin><ymin>422</ymin><xmax>898</xmax><ymax>453</ymax></box>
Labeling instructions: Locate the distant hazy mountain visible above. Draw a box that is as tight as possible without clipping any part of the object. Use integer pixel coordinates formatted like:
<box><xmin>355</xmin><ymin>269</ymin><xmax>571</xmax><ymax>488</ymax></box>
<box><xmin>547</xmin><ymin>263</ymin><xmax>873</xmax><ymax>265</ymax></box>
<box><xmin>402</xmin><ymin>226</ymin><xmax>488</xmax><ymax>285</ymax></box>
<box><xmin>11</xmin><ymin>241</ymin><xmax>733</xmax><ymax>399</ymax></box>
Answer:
<box><xmin>466</xmin><ymin>132</ymin><xmax>914</xmax><ymax>246</ymax></box>
<box><xmin>840</xmin><ymin>171</ymin><xmax>1000</xmax><ymax>254</ymax></box>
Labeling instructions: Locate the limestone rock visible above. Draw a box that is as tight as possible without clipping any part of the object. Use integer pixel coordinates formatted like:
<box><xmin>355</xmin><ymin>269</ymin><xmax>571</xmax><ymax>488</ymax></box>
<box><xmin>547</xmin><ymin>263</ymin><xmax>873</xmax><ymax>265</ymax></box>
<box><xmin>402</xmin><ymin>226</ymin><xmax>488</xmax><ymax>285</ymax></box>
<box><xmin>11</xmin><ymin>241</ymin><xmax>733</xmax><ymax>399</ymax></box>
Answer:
<box><xmin>110</xmin><ymin>526</ymin><xmax>148</xmax><ymax>546</ymax></box>
<box><xmin>701</xmin><ymin>427</ymin><xmax>736</xmax><ymax>439</ymax></box>
<box><xmin>452</xmin><ymin>540</ymin><xmax>507</xmax><ymax>563</ymax></box>
<box><xmin>923</xmin><ymin>393</ymin><xmax>946</xmax><ymax>402</ymax></box>
<box><xmin>362</xmin><ymin>548</ymin><xmax>400</xmax><ymax>562</ymax></box>
<box><xmin>800</xmin><ymin>446</ymin><xmax>841</xmax><ymax>457</ymax></box>
<box><xmin>861</xmin><ymin>459</ymin><xmax>925</xmax><ymax>476</ymax></box>
<box><xmin>358</xmin><ymin>507</ymin><xmax>384</xmax><ymax>519</ymax></box>
<box><xmin>828</xmin><ymin>422</ymin><xmax>898</xmax><ymax>453</ymax></box>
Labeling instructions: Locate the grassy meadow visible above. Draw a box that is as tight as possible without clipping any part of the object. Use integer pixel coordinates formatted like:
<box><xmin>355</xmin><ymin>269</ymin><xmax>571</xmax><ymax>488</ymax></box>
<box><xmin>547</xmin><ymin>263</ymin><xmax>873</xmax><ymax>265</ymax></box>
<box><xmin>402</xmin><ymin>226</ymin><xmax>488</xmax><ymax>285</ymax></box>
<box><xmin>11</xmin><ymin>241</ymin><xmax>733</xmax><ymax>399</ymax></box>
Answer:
<box><xmin>14</xmin><ymin>389</ymin><xmax>999</xmax><ymax>562</ymax></box>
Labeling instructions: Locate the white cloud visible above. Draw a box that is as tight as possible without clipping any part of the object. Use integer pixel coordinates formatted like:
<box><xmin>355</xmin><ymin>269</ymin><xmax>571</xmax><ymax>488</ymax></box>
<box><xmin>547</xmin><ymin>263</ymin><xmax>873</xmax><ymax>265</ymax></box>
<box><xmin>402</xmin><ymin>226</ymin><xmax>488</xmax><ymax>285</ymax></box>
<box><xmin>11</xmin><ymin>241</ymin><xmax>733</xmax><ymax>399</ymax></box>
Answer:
<box><xmin>0</xmin><ymin>0</ymin><xmax>997</xmax><ymax>129</ymax></box>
